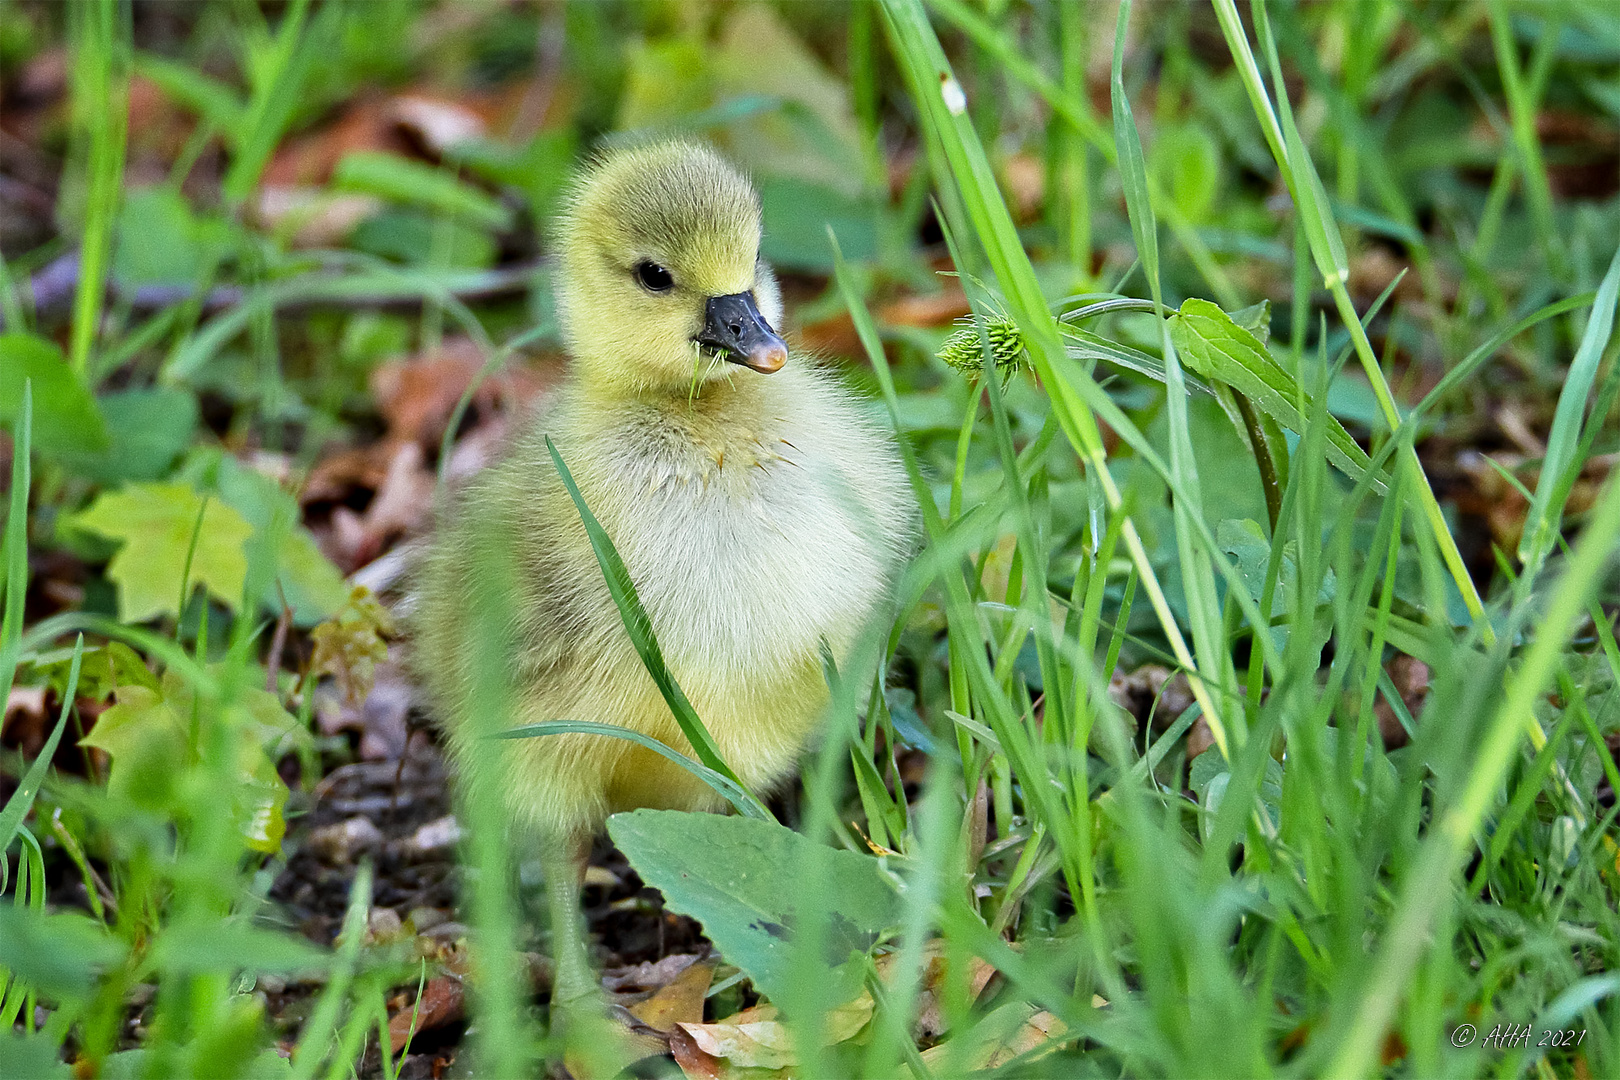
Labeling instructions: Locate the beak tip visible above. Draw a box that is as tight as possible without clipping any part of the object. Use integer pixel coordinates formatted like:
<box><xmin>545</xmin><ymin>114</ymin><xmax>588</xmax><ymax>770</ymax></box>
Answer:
<box><xmin>747</xmin><ymin>342</ymin><xmax>788</xmax><ymax>374</ymax></box>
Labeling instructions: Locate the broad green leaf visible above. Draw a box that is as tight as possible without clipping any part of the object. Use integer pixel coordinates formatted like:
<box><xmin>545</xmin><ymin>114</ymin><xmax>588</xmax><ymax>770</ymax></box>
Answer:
<box><xmin>81</xmin><ymin>670</ymin><xmax>305</xmax><ymax>852</ymax></box>
<box><xmin>150</xmin><ymin>918</ymin><xmax>326</xmax><ymax>976</ymax></box>
<box><xmin>22</xmin><ymin>640</ymin><xmax>159</xmax><ymax>702</ymax></box>
<box><xmin>104</xmin><ymin>1043</ymin><xmax>292</xmax><ymax>1080</ymax></box>
<box><xmin>0</xmin><ymin>906</ymin><xmax>127</xmax><ymax>1002</ymax></box>
<box><xmin>113</xmin><ymin>187</ymin><xmax>236</xmax><ymax>288</ymax></box>
<box><xmin>607</xmin><ymin>810</ymin><xmax>900</xmax><ymax>1005</ymax></box>
<box><xmin>1170</xmin><ymin>299</ymin><xmax>1385</xmax><ymax>491</ymax></box>
<box><xmin>1217</xmin><ymin>518</ymin><xmax>1336</xmax><ymax>614</ymax></box>
<box><xmin>78</xmin><ymin>684</ymin><xmax>188</xmax><ymax>809</ymax></box>
<box><xmin>186</xmin><ymin>452</ymin><xmax>346</xmax><ymax>623</ymax></box>
<box><xmin>333</xmin><ymin>151</ymin><xmax>512</xmax><ymax>232</ymax></box>
<box><xmin>0</xmin><ymin>333</ymin><xmax>110</xmax><ymax>457</ymax></box>
<box><xmin>58</xmin><ymin>387</ymin><xmax>199</xmax><ymax>484</ymax></box>
<box><xmin>64</xmin><ymin>481</ymin><xmax>254</xmax><ymax>622</ymax></box>
<box><xmin>0</xmin><ymin>1032</ymin><xmax>72</xmax><ymax>1079</ymax></box>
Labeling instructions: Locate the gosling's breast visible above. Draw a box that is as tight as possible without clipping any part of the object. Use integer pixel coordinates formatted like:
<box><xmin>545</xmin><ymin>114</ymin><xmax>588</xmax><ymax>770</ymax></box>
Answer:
<box><xmin>575</xmin><ymin>411</ymin><xmax>896</xmax><ymax>687</ymax></box>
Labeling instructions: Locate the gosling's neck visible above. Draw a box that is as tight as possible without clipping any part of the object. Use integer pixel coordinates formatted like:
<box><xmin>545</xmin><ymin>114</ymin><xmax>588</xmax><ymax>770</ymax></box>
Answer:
<box><xmin>571</xmin><ymin>357</ymin><xmax>779</xmax><ymax>424</ymax></box>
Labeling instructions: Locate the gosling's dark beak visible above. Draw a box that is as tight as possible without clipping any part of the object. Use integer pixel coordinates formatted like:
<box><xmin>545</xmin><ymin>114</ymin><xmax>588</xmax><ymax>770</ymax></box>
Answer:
<box><xmin>695</xmin><ymin>291</ymin><xmax>788</xmax><ymax>374</ymax></box>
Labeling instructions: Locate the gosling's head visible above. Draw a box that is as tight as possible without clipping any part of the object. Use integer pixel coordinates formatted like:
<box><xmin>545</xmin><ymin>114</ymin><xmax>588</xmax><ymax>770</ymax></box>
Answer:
<box><xmin>555</xmin><ymin>140</ymin><xmax>788</xmax><ymax>395</ymax></box>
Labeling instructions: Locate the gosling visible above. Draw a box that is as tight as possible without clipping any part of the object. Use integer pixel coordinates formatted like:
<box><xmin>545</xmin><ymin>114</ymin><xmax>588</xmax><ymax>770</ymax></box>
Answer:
<box><xmin>416</xmin><ymin>140</ymin><xmax>915</xmax><ymax>1011</ymax></box>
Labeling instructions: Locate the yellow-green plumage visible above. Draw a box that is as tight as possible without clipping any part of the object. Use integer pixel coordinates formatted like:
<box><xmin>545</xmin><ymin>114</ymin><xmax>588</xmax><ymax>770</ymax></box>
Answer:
<box><xmin>416</xmin><ymin>140</ymin><xmax>915</xmax><ymax>852</ymax></box>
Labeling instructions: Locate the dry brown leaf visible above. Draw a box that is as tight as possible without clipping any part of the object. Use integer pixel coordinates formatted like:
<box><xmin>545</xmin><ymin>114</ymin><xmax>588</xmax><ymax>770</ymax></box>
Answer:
<box><xmin>254</xmin><ymin>186</ymin><xmax>382</xmax><ymax>248</ymax></box>
<box><xmin>677</xmin><ymin>1019</ymin><xmax>796</xmax><ymax>1071</ymax></box>
<box><xmin>920</xmin><ymin>1003</ymin><xmax>1070</xmax><ymax>1071</ymax></box>
<box><xmin>630</xmin><ymin>960</ymin><xmax>715</xmax><ymax>1033</ymax></box>
<box><xmin>601</xmin><ymin>952</ymin><xmax>702</xmax><ymax>994</ymax></box>
<box><xmin>3</xmin><ymin>686</ymin><xmax>48</xmax><ymax>746</ymax></box>
<box><xmin>388</xmin><ymin>975</ymin><xmax>464</xmax><ymax>1053</ymax></box>
<box><xmin>986</xmin><ymin>1008</ymin><xmax>1068</xmax><ymax>1068</ymax></box>
<box><xmin>669</xmin><ymin>1025</ymin><xmax>728</xmax><ymax>1080</ymax></box>
<box><xmin>391</xmin><ymin>94</ymin><xmax>486</xmax><ymax>153</ymax></box>
<box><xmin>876</xmin><ymin>940</ymin><xmax>997</xmax><ymax>1040</ymax></box>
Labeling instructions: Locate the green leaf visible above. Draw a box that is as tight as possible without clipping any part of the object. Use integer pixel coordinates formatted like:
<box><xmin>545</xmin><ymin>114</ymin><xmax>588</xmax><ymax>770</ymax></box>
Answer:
<box><xmin>0</xmin><ymin>1032</ymin><xmax>72</xmax><ymax>1079</ymax></box>
<box><xmin>63</xmin><ymin>481</ymin><xmax>254</xmax><ymax>622</ymax></box>
<box><xmin>0</xmin><ymin>333</ymin><xmax>110</xmax><ymax>457</ymax></box>
<box><xmin>607</xmin><ymin>810</ymin><xmax>900</xmax><ymax>1004</ymax></box>
<box><xmin>0</xmin><ymin>906</ymin><xmax>127</xmax><ymax>1002</ymax></box>
<box><xmin>187</xmin><ymin>452</ymin><xmax>346</xmax><ymax>623</ymax></box>
<box><xmin>57</xmin><ymin>387</ymin><xmax>199</xmax><ymax>484</ymax></box>
<box><xmin>113</xmin><ymin>187</ymin><xmax>237</xmax><ymax>288</ymax></box>
<box><xmin>1170</xmin><ymin>299</ymin><xmax>1385</xmax><ymax>491</ymax></box>
<box><xmin>80</xmin><ymin>669</ymin><xmax>305</xmax><ymax>852</ymax></box>
<box><xmin>150</xmin><ymin>918</ymin><xmax>326</xmax><ymax>976</ymax></box>
<box><xmin>333</xmin><ymin>151</ymin><xmax>512</xmax><ymax>232</ymax></box>
<box><xmin>22</xmin><ymin>640</ymin><xmax>158</xmax><ymax>703</ymax></box>
<box><xmin>78</xmin><ymin>684</ymin><xmax>188</xmax><ymax>809</ymax></box>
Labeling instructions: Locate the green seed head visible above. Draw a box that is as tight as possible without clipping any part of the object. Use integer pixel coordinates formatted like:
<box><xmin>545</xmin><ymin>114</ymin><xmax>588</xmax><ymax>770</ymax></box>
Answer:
<box><xmin>937</xmin><ymin>316</ymin><xmax>1027</xmax><ymax>381</ymax></box>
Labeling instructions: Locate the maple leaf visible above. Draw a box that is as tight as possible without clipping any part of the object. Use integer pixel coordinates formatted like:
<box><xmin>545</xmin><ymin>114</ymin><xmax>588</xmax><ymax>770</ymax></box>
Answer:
<box><xmin>65</xmin><ymin>482</ymin><xmax>255</xmax><ymax>622</ymax></box>
<box><xmin>81</xmin><ymin>669</ymin><xmax>308</xmax><ymax>853</ymax></box>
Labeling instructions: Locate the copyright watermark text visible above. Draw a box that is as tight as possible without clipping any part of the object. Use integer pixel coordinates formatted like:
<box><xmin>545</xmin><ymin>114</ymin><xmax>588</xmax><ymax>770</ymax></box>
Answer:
<box><xmin>1449</xmin><ymin>1023</ymin><xmax>1586</xmax><ymax>1050</ymax></box>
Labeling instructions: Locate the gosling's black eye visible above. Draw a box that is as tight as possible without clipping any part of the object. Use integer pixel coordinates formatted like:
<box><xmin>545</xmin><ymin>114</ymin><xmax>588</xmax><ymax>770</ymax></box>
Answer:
<box><xmin>634</xmin><ymin>261</ymin><xmax>675</xmax><ymax>292</ymax></box>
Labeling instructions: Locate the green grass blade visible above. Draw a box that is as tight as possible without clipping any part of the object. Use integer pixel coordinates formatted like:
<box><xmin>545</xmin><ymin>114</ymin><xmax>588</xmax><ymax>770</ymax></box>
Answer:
<box><xmin>544</xmin><ymin>437</ymin><xmax>768</xmax><ymax>817</ymax></box>
<box><xmin>1330</xmin><ymin>466</ymin><xmax>1620</xmax><ymax>1077</ymax></box>
<box><xmin>289</xmin><ymin>862</ymin><xmax>370</xmax><ymax>1080</ymax></box>
<box><xmin>879</xmin><ymin>0</ymin><xmax>1244</xmax><ymax>751</ymax></box>
<box><xmin>1</xmin><ymin>381</ymin><xmax>31</xmax><ymax>700</ymax></box>
<box><xmin>1111</xmin><ymin>0</ymin><xmax>1236</xmax><ymax>753</ymax></box>
<box><xmin>0</xmin><ymin>636</ymin><xmax>83</xmax><ymax>859</ymax></box>
<box><xmin>65</xmin><ymin>0</ymin><xmax>129</xmax><ymax>380</ymax></box>
<box><xmin>499</xmin><ymin>720</ymin><xmax>768</xmax><ymax>820</ymax></box>
<box><xmin>1519</xmin><ymin>245</ymin><xmax>1620</xmax><ymax>577</ymax></box>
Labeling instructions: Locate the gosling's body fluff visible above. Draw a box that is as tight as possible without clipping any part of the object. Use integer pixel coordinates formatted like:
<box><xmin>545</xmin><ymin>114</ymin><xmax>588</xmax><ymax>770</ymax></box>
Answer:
<box><xmin>417</xmin><ymin>142</ymin><xmax>915</xmax><ymax>849</ymax></box>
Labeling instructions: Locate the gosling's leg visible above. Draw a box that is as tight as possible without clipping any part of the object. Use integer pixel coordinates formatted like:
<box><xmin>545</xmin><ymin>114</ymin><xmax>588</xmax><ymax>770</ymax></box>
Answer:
<box><xmin>542</xmin><ymin>835</ymin><xmax>635</xmax><ymax>1079</ymax></box>
<box><xmin>543</xmin><ymin>835</ymin><xmax>595</xmax><ymax>1009</ymax></box>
